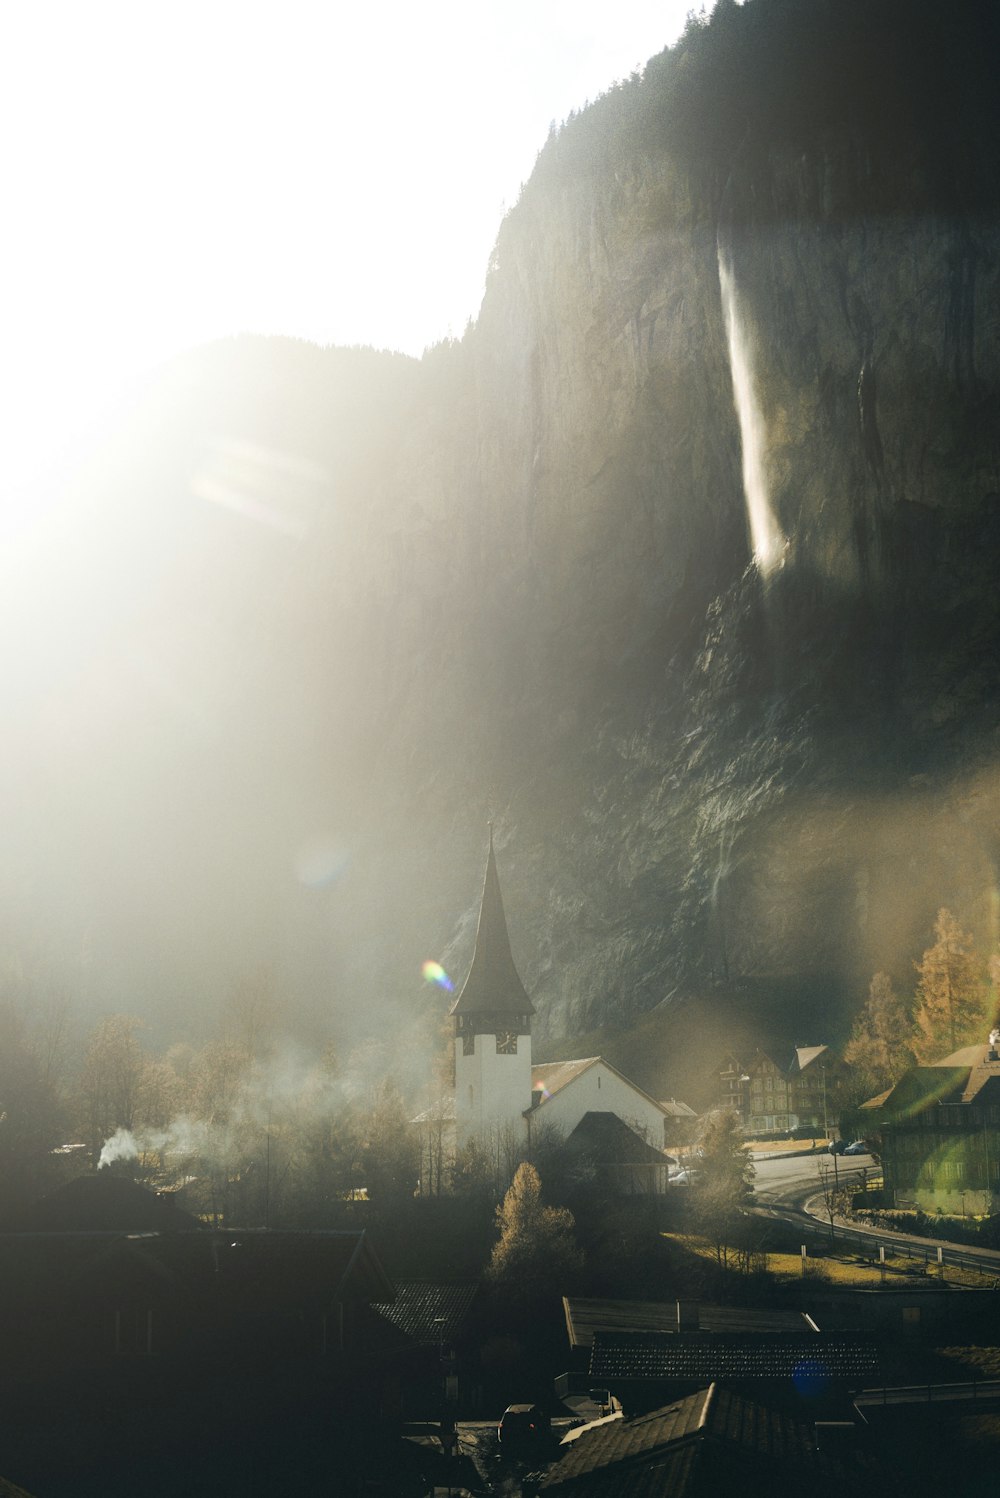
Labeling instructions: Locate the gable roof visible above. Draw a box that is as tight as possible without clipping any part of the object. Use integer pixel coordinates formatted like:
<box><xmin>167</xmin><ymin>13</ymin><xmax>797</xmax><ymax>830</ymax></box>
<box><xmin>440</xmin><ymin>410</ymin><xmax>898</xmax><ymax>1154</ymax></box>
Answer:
<box><xmin>539</xmin><ymin>1387</ymin><xmax>712</xmax><ymax>1489</ymax></box>
<box><xmin>564</xmin><ymin>1113</ymin><xmax>671</xmax><ymax>1166</ymax></box>
<box><xmin>867</xmin><ymin>1044</ymin><xmax>1000</xmax><ymax>1117</ymax></box>
<box><xmin>372</xmin><ymin>1280</ymin><xmax>477</xmax><ymax>1347</ymax></box>
<box><xmin>529</xmin><ymin>1057</ymin><xmax>670</xmax><ymax>1118</ymax></box>
<box><xmin>792</xmin><ymin>1046</ymin><xmax>830</xmax><ymax>1073</ymax></box>
<box><xmin>870</xmin><ymin>1064</ymin><xmax>971</xmax><ymax>1118</ymax></box>
<box><xmin>540</xmin><ymin>1384</ymin><xmax>881</xmax><ymax>1496</ymax></box>
<box><xmin>532</xmin><ymin>1057</ymin><xmax>601</xmax><ymax>1098</ymax></box>
<box><xmin>20</xmin><ymin>1172</ymin><xmax>204</xmax><ymax>1233</ymax></box>
<box><xmin>449</xmin><ymin>830</ymin><xmax>534</xmax><ymax>1018</ymax></box>
<box><xmin>0</xmin><ymin>1228</ymin><xmax>396</xmax><ymax>1317</ymax></box>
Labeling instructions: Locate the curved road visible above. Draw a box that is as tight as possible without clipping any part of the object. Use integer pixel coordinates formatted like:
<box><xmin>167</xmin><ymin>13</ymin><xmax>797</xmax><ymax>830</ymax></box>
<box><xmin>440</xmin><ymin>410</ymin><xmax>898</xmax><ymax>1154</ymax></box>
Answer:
<box><xmin>751</xmin><ymin>1150</ymin><xmax>1000</xmax><ymax>1273</ymax></box>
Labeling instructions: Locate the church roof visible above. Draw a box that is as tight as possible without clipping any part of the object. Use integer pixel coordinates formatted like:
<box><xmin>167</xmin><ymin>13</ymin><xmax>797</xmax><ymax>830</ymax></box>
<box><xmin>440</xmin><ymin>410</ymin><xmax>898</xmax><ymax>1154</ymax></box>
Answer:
<box><xmin>529</xmin><ymin>1057</ymin><xmax>670</xmax><ymax>1118</ymax></box>
<box><xmin>531</xmin><ymin>1057</ymin><xmax>601</xmax><ymax>1097</ymax></box>
<box><xmin>449</xmin><ymin>831</ymin><xmax>534</xmax><ymax>1018</ymax></box>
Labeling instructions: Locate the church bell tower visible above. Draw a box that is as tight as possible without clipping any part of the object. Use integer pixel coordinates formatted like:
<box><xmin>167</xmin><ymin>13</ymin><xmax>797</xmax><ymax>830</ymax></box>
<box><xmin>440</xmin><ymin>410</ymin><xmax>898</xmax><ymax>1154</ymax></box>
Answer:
<box><xmin>450</xmin><ymin>830</ymin><xmax>534</xmax><ymax>1151</ymax></box>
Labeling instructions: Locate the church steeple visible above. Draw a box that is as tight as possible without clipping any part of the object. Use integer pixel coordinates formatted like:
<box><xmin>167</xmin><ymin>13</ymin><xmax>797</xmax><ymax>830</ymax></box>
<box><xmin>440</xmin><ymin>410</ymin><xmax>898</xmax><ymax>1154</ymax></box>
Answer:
<box><xmin>450</xmin><ymin>827</ymin><xmax>534</xmax><ymax>1019</ymax></box>
<box><xmin>451</xmin><ymin>829</ymin><xmax>534</xmax><ymax>1150</ymax></box>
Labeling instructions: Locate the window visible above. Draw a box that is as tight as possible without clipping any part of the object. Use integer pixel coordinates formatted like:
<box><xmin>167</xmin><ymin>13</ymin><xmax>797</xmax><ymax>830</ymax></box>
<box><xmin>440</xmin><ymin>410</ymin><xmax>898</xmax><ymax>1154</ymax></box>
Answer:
<box><xmin>463</xmin><ymin>1034</ymin><xmax>475</xmax><ymax>1056</ymax></box>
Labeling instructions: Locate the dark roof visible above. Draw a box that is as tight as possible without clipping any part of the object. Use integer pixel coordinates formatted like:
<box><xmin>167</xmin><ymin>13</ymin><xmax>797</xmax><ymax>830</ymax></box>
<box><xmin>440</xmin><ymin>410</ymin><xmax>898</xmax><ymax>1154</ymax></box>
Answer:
<box><xmin>540</xmin><ymin>1385</ymin><xmax>882</xmax><ymax>1496</ymax></box>
<box><xmin>449</xmin><ymin>831</ymin><xmax>534</xmax><ymax>1018</ymax></box>
<box><xmin>564</xmin><ymin>1113</ymin><xmax>670</xmax><ymax>1166</ymax></box>
<box><xmin>589</xmin><ymin>1331</ymin><xmax>879</xmax><ymax>1385</ymax></box>
<box><xmin>0</xmin><ymin>1478</ymin><xmax>38</xmax><ymax>1498</ymax></box>
<box><xmin>0</xmin><ymin>1228</ymin><xmax>395</xmax><ymax>1316</ymax></box>
<box><xmin>20</xmin><ymin>1172</ymin><xmax>204</xmax><ymax>1233</ymax></box>
<box><xmin>372</xmin><ymin>1280</ymin><xmax>478</xmax><ymax>1346</ymax></box>
<box><xmin>540</xmin><ymin>1388</ymin><xmax>712</xmax><ymax>1489</ymax></box>
<box><xmin>563</xmin><ymin>1298</ymin><xmax>815</xmax><ymax>1351</ymax></box>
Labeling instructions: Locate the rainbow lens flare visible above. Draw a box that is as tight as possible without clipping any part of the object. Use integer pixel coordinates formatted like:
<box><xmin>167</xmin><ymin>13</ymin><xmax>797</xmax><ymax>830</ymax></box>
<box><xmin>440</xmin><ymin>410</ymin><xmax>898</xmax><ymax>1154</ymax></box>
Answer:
<box><xmin>422</xmin><ymin>960</ymin><xmax>454</xmax><ymax>991</ymax></box>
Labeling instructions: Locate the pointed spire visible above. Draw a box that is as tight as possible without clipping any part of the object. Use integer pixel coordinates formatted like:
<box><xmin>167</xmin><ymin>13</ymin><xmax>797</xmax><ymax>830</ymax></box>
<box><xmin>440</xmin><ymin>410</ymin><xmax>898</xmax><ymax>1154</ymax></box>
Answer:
<box><xmin>449</xmin><ymin>830</ymin><xmax>535</xmax><ymax>1017</ymax></box>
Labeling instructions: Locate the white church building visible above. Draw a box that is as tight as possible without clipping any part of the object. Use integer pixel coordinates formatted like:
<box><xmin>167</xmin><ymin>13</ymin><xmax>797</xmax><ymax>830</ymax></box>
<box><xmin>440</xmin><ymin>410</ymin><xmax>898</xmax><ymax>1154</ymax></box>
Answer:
<box><xmin>418</xmin><ymin>833</ymin><xmax>674</xmax><ymax>1192</ymax></box>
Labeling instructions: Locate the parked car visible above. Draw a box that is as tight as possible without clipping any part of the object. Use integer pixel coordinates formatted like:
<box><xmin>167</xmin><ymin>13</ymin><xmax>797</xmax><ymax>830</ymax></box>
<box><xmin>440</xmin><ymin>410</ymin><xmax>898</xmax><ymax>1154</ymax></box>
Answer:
<box><xmin>671</xmin><ymin>1167</ymin><xmax>701</xmax><ymax>1185</ymax></box>
<box><xmin>843</xmin><ymin>1140</ymin><xmax>869</xmax><ymax>1155</ymax></box>
<box><xmin>828</xmin><ymin>1139</ymin><xmax>849</xmax><ymax>1154</ymax></box>
<box><xmin>498</xmin><ymin>1405</ymin><xmax>550</xmax><ymax>1446</ymax></box>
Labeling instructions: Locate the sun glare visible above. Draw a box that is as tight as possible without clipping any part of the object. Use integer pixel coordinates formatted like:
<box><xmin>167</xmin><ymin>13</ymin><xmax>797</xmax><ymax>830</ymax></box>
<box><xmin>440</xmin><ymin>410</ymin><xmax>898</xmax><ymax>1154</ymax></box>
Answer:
<box><xmin>1</xmin><ymin>2</ymin><xmax>694</xmax><ymax>507</ymax></box>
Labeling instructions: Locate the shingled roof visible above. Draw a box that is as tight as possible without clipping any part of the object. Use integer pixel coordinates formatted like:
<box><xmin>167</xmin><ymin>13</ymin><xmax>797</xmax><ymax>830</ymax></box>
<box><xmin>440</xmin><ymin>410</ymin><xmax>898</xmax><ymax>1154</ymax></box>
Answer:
<box><xmin>540</xmin><ymin>1388</ymin><xmax>712</xmax><ymax>1488</ymax></box>
<box><xmin>588</xmin><ymin>1332</ymin><xmax>879</xmax><ymax>1386</ymax></box>
<box><xmin>372</xmin><ymin>1280</ymin><xmax>477</xmax><ymax>1347</ymax></box>
<box><xmin>449</xmin><ymin>830</ymin><xmax>534</xmax><ymax>1018</ymax></box>
<box><xmin>539</xmin><ymin>1384</ymin><xmax>878</xmax><ymax>1495</ymax></box>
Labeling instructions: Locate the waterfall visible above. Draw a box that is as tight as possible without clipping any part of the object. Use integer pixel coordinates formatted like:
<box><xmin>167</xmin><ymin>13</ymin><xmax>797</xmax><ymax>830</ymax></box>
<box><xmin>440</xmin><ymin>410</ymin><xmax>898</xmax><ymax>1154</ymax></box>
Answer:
<box><xmin>718</xmin><ymin>249</ymin><xmax>785</xmax><ymax>574</ymax></box>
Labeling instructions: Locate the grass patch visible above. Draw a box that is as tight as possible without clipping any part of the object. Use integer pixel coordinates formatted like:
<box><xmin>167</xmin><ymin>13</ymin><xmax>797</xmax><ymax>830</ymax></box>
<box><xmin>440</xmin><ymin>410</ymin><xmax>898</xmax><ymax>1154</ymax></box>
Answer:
<box><xmin>662</xmin><ymin>1229</ymin><xmax>999</xmax><ymax>1288</ymax></box>
<box><xmin>939</xmin><ymin>1346</ymin><xmax>1000</xmax><ymax>1378</ymax></box>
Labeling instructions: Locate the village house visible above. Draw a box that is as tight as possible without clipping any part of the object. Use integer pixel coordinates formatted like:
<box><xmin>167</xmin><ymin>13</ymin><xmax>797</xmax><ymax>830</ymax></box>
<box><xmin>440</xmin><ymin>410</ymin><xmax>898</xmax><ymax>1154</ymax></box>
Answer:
<box><xmin>558</xmin><ymin>1295</ymin><xmax>878</xmax><ymax>1417</ymax></box>
<box><xmin>718</xmin><ymin>1045</ymin><xmax>849</xmax><ymax>1135</ymax></box>
<box><xmin>861</xmin><ymin>1028</ymin><xmax>1000</xmax><ymax>1214</ymax></box>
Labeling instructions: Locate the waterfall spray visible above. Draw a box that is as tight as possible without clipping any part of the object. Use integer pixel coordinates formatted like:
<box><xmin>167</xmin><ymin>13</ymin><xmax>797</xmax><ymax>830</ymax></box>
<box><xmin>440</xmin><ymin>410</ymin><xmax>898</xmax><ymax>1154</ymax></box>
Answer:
<box><xmin>718</xmin><ymin>249</ymin><xmax>785</xmax><ymax>574</ymax></box>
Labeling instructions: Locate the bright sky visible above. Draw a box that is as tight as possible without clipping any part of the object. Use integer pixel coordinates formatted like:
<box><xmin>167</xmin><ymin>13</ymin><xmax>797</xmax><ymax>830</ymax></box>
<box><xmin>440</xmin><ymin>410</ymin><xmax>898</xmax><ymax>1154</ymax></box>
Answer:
<box><xmin>1</xmin><ymin>1</ymin><xmax>701</xmax><ymax>490</ymax></box>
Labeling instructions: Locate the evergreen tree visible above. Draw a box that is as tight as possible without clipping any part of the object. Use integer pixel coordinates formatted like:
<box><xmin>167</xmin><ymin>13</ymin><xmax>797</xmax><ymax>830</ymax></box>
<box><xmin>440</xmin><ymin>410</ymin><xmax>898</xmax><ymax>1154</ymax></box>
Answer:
<box><xmin>912</xmin><ymin>909</ymin><xmax>987</xmax><ymax>1061</ymax></box>
<box><xmin>844</xmin><ymin>971</ymin><xmax>914</xmax><ymax>1095</ymax></box>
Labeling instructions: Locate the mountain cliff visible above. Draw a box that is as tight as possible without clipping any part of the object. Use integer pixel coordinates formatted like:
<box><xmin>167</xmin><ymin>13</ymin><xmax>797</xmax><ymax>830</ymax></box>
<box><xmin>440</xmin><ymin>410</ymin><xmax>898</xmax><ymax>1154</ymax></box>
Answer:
<box><xmin>8</xmin><ymin>0</ymin><xmax>1000</xmax><ymax>1089</ymax></box>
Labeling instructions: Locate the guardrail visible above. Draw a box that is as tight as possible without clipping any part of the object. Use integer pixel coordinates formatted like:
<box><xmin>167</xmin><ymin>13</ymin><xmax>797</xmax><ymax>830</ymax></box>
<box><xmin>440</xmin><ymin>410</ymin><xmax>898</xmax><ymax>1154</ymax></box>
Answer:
<box><xmin>756</xmin><ymin>1200</ymin><xmax>1000</xmax><ymax>1276</ymax></box>
<box><xmin>856</xmin><ymin>1378</ymin><xmax>1000</xmax><ymax>1408</ymax></box>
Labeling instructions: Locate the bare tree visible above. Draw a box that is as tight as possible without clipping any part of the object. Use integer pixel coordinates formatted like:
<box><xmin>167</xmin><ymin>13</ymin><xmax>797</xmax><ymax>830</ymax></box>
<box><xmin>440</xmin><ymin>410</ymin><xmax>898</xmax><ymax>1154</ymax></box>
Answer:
<box><xmin>691</xmin><ymin>1110</ymin><xmax>755</xmax><ymax>1270</ymax></box>
<box><xmin>77</xmin><ymin>1015</ymin><xmax>154</xmax><ymax>1151</ymax></box>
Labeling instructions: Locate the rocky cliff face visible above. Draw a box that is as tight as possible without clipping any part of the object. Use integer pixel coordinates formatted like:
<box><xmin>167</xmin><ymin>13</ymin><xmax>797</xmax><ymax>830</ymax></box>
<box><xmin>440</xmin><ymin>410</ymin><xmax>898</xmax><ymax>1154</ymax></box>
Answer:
<box><xmin>11</xmin><ymin>0</ymin><xmax>1000</xmax><ymax>1086</ymax></box>
<box><xmin>350</xmin><ymin>0</ymin><xmax>1000</xmax><ymax>1063</ymax></box>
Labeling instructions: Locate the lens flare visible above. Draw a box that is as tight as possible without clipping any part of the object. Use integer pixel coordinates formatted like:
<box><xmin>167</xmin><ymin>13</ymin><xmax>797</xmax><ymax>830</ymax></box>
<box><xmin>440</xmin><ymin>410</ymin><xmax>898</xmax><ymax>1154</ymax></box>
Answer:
<box><xmin>422</xmin><ymin>960</ymin><xmax>454</xmax><ymax>990</ymax></box>
<box><xmin>792</xmin><ymin>1357</ymin><xmax>831</xmax><ymax>1397</ymax></box>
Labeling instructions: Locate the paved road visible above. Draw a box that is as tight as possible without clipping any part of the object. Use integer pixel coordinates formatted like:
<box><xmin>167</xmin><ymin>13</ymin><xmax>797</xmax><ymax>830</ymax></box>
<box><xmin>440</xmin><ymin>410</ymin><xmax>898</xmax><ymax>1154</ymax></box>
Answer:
<box><xmin>751</xmin><ymin>1149</ymin><xmax>1000</xmax><ymax>1272</ymax></box>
